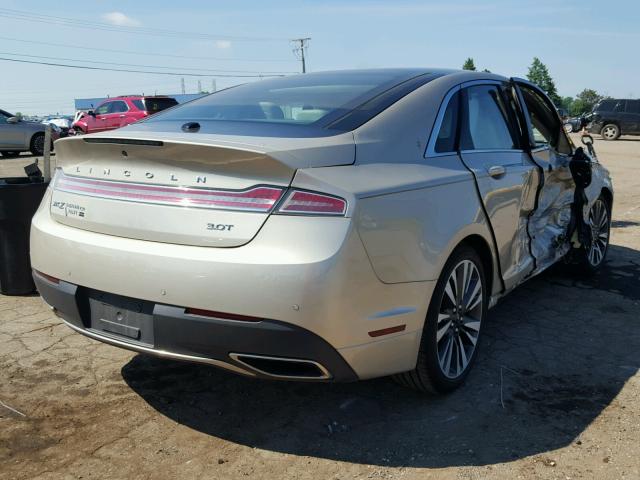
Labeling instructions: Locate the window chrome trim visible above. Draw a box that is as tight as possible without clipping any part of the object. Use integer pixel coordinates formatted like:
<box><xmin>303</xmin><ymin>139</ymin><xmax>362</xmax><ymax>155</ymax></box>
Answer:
<box><xmin>425</xmin><ymin>79</ymin><xmax>517</xmax><ymax>159</ymax></box>
<box><xmin>460</xmin><ymin>149</ymin><xmax>525</xmax><ymax>154</ymax></box>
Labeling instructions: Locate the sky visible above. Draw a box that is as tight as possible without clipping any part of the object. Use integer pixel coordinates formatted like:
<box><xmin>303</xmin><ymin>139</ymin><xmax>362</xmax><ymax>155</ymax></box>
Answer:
<box><xmin>1</xmin><ymin>0</ymin><xmax>639</xmax><ymax>115</ymax></box>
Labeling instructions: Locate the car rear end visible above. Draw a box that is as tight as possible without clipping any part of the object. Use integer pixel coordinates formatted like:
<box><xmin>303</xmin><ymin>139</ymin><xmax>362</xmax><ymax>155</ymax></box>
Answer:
<box><xmin>30</xmin><ymin>70</ymin><xmax>440</xmax><ymax>381</ymax></box>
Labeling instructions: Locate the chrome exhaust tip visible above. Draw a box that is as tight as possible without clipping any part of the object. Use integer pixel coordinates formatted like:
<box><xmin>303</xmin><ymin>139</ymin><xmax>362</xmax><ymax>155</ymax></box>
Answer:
<box><xmin>229</xmin><ymin>353</ymin><xmax>331</xmax><ymax>380</ymax></box>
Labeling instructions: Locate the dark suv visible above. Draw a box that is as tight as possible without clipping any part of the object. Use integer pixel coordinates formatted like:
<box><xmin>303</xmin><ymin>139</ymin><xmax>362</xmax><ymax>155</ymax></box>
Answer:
<box><xmin>588</xmin><ymin>98</ymin><xmax>640</xmax><ymax>140</ymax></box>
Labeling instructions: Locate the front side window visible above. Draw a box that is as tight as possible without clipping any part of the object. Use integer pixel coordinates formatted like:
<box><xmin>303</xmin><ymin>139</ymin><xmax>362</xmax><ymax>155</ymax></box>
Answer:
<box><xmin>518</xmin><ymin>85</ymin><xmax>571</xmax><ymax>154</ymax></box>
<box><xmin>95</xmin><ymin>103</ymin><xmax>110</xmax><ymax>115</ymax></box>
<box><xmin>460</xmin><ymin>85</ymin><xmax>517</xmax><ymax>151</ymax></box>
<box><xmin>0</xmin><ymin>112</ymin><xmax>9</xmax><ymax>124</ymax></box>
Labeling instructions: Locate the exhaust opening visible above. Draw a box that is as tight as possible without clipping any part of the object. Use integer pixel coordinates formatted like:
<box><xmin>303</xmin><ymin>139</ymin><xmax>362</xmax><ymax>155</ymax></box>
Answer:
<box><xmin>229</xmin><ymin>353</ymin><xmax>331</xmax><ymax>380</ymax></box>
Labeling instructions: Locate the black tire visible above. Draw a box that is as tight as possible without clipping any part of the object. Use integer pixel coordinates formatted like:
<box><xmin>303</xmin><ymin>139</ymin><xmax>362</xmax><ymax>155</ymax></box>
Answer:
<box><xmin>601</xmin><ymin>123</ymin><xmax>620</xmax><ymax>141</ymax></box>
<box><xmin>0</xmin><ymin>151</ymin><xmax>21</xmax><ymax>158</ymax></box>
<box><xmin>30</xmin><ymin>133</ymin><xmax>46</xmax><ymax>156</ymax></box>
<box><xmin>394</xmin><ymin>245</ymin><xmax>487</xmax><ymax>394</ymax></box>
<box><xmin>572</xmin><ymin>195</ymin><xmax>611</xmax><ymax>273</ymax></box>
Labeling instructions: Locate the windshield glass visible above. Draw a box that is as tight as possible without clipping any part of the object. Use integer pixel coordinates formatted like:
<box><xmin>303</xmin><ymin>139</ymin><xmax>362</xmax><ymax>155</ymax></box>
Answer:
<box><xmin>145</xmin><ymin>70</ymin><xmax>424</xmax><ymax>126</ymax></box>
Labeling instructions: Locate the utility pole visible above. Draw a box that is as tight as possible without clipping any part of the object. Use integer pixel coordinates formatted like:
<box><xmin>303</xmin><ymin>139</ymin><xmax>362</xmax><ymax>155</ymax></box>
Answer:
<box><xmin>197</xmin><ymin>80</ymin><xmax>202</xmax><ymax>93</ymax></box>
<box><xmin>181</xmin><ymin>77</ymin><xmax>185</xmax><ymax>94</ymax></box>
<box><xmin>211</xmin><ymin>79</ymin><xmax>217</xmax><ymax>92</ymax></box>
<box><xmin>291</xmin><ymin>38</ymin><xmax>311</xmax><ymax>73</ymax></box>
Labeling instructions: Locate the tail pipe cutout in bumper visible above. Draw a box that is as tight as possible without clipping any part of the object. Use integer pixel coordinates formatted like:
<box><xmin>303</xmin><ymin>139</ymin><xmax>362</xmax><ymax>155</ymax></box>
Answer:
<box><xmin>33</xmin><ymin>270</ymin><xmax>357</xmax><ymax>382</ymax></box>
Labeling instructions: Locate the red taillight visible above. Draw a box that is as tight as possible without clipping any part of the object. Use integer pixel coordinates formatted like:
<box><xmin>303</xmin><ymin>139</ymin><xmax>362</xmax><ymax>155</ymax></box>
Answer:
<box><xmin>184</xmin><ymin>308</ymin><xmax>262</xmax><ymax>322</ymax></box>
<box><xmin>54</xmin><ymin>171</ymin><xmax>284</xmax><ymax>213</ymax></box>
<box><xmin>277</xmin><ymin>190</ymin><xmax>347</xmax><ymax>216</ymax></box>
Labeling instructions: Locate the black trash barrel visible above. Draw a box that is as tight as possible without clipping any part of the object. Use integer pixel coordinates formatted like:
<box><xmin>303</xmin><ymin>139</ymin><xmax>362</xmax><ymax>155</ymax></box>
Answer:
<box><xmin>0</xmin><ymin>178</ymin><xmax>49</xmax><ymax>295</ymax></box>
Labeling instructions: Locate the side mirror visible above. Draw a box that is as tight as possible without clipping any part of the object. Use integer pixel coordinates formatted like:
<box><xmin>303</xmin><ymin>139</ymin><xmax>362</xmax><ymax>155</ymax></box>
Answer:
<box><xmin>88</xmin><ymin>110</ymin><xmax>96</xmax><ymax>117</ymax></box>
<box><xmin>7</xmin><ymin>116</ymin><xmax>19</xmax><ymax>124</ymax></box>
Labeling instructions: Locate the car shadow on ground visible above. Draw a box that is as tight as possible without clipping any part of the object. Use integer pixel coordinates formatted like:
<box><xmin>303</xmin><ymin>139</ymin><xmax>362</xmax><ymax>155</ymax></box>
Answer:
<box><xmin>122</xmin><ymin>244</ymin><xmax>640</xmax><ymax>468</ymax></box>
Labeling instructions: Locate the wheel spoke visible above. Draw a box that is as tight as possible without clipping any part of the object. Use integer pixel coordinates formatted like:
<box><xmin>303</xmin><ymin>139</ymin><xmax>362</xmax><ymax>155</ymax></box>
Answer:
<box><xmin>444</xmin><ymin>281</ymin><xmax>456</xmax><ymax>306</ymax></box>
<box><xmin>465</xmin><ymin>279</ymin><xmax>482</xmax><ymax>311</ymax></box>
<box><xmin>463</xmin><ymin>317</ymin><xmax>481</xmax><ymax>331</ymax></box>
<box><xmin>462</xmin><ymin>328</ymin><xmax>478</xmax><ymax>346</ymax></box>
<box><xmin>437</xmin><ymin>320</ymin><xmax>452</xmax><ymax>342</ymax></box>
<box><xmin>457</xmin><ymin>336</ymin><xmax>468</xmax><ymax>374</ymax></box>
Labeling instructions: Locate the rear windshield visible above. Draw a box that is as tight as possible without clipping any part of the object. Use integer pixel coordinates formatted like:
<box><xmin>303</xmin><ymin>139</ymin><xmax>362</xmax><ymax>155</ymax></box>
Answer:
<box><xmin>133</xmin><ymin>98</ymin><xmax>178</xmax><ymax>113</ymax></box>
<box><xmin>145</xmin><ymin>71</ymin><xmax>425</xmax><ymax>126</ymax></box>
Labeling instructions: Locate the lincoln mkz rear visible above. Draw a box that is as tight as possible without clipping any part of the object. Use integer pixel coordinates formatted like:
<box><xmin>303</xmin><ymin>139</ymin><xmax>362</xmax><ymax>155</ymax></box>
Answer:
<box><xmin>31</xmin><ymin>69</ymin><xmax>612</xmax><ymax>392</ymax></box>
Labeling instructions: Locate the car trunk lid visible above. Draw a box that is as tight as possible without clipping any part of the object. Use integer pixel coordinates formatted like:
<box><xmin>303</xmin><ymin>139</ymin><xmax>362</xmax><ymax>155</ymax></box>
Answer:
<box><xmin>50</xmin><ymin>130</ymin><xmax>354</xmax><ymax>247</ymax></box>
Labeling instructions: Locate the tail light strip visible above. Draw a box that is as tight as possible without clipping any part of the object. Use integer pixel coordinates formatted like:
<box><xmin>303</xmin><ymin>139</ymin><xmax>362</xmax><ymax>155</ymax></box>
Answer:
<box><xmin>54</xmin><ymin>172</ymin><xmax>284</xmax><ymax>212</ymax></box>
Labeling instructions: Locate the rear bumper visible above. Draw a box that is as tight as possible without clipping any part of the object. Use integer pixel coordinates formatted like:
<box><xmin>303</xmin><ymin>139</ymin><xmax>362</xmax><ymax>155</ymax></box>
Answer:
<box><xmin>34</xmin><ymin>271</ymin><xmax>357</xmax><ymax>381</ymax></box>
<box><xmin>31</xmin><ymin>188</ymin><xmax>433</xmax><ymax>380</ymax></box>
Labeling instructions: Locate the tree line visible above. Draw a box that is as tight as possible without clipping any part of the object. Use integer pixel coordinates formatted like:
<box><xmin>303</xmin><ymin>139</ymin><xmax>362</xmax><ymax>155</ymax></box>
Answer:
<box><xmin>462</xmin><ymin>57</ymin><xmax>606</xmax><ymax>117</ymax></box>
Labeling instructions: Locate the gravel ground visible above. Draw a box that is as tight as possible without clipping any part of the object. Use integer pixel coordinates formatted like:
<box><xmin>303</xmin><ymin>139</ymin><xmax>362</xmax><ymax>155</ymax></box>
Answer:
<box><xmin>1</xmin><ymin>135</ymin><xmax>639</xmax><ymax>480</ymax></box>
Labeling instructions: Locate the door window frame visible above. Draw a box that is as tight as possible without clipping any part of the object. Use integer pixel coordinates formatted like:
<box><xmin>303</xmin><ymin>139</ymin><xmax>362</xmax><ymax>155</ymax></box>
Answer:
<box><xmin>512</xmin><ymin>78</ymin><xmax>573</xmax><ymax>155</ymax></box>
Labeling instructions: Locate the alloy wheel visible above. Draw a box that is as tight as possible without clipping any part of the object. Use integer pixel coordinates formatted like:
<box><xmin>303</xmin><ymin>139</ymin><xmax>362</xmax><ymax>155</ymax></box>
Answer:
<box><xmin>436</xmin><ymin>259</ymin><xmax>483</xmax><ymax>379</ymax></box>
<box><xmin>587</xmin><ymin>199</ymin><xmax>610</xmax><ymax>267</ymax></box>
<box><xmin>602</xmin><ymin>126</ymin><xmax>618</xmax><ymax>140</ymax></box>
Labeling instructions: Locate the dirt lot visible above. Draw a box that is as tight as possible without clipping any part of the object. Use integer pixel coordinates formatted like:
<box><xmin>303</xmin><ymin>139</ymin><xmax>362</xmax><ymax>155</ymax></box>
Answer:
<box><xmin>1</xmin><ymin>135</ymin><xmax>639</xmax><ymax>480</ymax></box>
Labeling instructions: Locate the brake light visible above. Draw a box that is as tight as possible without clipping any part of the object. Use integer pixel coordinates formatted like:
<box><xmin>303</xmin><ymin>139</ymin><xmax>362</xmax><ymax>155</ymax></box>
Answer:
<box><xmin>53</xmin><ymin>171</ymin><xmax>284</xmax><ymax>213</ymax></box>
<box><xmin>277</xmin><ymin>190</ymin><xmax>347</xmax><ymax>216</ymax></box>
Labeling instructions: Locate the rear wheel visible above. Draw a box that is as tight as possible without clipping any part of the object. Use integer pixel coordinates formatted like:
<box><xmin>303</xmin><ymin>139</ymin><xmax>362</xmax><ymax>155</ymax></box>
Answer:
<box><xmin>601</xmin><ymin>124</ymin><xmax>620</xmax><ymax>141</ymax></box>
<box><xmin>30</xmin><ymin>133</ymin><xmax>45</xmax><ymax>156</ymax></box>
<box><xmin>394</xmin><ymin>246</ymin><xmax>486</xmax><ymax>393</ymax></box>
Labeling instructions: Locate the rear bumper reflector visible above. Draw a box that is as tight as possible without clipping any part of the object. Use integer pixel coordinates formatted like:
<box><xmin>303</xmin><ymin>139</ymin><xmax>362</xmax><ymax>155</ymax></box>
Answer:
<box><xmin>368</xmin><ymin>324</ymin><xmax>406</xmax><ymax>337</ymax></box>
<box><xmin>54</xmin><ymin>171</ymin><xmax>283</xmax><ymax>212</ymax></box>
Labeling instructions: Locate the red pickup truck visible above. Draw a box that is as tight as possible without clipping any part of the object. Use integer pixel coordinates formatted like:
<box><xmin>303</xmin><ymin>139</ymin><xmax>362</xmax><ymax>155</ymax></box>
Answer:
<box><xmin>72</xmin><ymin>95</ymin><xmax>178</xmax><ymax>134</ymax></box>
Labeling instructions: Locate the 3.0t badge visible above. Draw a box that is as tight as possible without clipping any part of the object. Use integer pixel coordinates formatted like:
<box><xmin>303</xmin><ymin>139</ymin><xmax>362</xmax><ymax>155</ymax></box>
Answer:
<box><xmin>207</xmin><ymin>223</ymin><xmax>234</xmax><ymax>231</ymax></box>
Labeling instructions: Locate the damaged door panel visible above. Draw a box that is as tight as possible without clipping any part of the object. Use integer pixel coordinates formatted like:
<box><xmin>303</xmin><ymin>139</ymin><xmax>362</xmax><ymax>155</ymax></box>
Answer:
<box><xmin>458</xmin><ymin>82</ymin><xmax>540</xmax><ymax>291</ymax></box>
<box><xmin>512</xmin><ymin>79</ymin><xmax>610</xmax><ymax>275</ymax></box>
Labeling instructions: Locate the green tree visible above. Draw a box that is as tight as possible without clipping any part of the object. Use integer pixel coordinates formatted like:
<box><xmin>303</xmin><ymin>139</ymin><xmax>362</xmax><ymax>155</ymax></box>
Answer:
<box><xmin>526</xmin><ymin>57</ymin><xmax>561</xmax><ymax>106</ymax></box>
<box><xmin>570</xmin><ymin>89</ymin><xmax>603</xmax><ymax>116</ymax></box>
<box><xmin>462</xmin><ymin>58</ymin><xmax>476</xmax><ymax>71</ymax></box>
<box><xmin>14</xmin><ymin>112</ymin><xmax>23</xmax><ymax>119</ymax></box>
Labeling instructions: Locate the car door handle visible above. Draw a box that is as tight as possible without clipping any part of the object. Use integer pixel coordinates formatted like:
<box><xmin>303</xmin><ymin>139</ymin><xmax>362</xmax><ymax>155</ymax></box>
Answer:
<box><xmin>487</xmin><ymin>165</ymin><xmax>506</xmax><ymax>178</ymax></box>
<box><xmin>119</xmin><ymin>115</ymin><xmax>126</xmax><ymax>118</ymax></box>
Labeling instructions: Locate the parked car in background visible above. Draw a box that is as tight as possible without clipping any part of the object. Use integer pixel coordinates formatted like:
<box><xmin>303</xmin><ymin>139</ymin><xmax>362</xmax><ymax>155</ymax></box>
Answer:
<box><xmin>588</xmin><ymin>98</ymin><xmax>640</xmax><ymax>140</ymax></box>
<box><xmin>32</xmin><ymin>69</ymin><xmax>612</xmax><ymax>393</ymax></box>
<box><xmin>42</xmin><ymin>116</ymin><xmax>73</xmax><ymax>137</ymax></box>
<box><xmin>0</xmin><ymin>109</ymin><xmax>60</xmax><ymax>157</ymax></box>
<box><xmin>71</xmin><ymin>95</ymin><xmax>178</xmax><ymax>134</ymax></box>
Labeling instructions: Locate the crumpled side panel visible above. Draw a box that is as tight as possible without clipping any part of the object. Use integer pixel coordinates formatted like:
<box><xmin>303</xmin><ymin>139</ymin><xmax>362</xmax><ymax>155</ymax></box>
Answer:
<box><xmin>528</xmin><ymin>161</ymin><xmax>575</xmax><ymax>272</ymax></box>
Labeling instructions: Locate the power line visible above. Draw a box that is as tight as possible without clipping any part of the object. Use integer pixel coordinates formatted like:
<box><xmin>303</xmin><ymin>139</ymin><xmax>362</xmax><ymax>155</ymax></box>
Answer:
<box><xmin>0</xmin><ymin>35</ymin><xmax>295</xmax><ymax>64</ymax></box>
<box><xmin>291</xmin><ymin>38</ymin><xmax>311</xmax><ymax>73</ymax></box>
<box><xmin>0</xmin><ymin>8</ymin><xmax>292</xmax><ymax>42</ymax></box>
<box><xmin>0</xmin><ymin>51</ymin><xmax>297</xmax><ymax>74</ymax></box>
<box><xmin>0</xmin><ymin>57</ymin><xmax>288</xmax><ymax>78</ymax></box>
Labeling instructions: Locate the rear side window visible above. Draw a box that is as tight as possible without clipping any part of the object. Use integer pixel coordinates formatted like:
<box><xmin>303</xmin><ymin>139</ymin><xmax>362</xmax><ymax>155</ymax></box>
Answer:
<box><xmin>625</xmin><ymin>100</ymin><xmax>640</xmax><ymax>114</ymax></box>
<box><xmin>132</xmin><ymin>99</ymin><xmax>145</xmax><ymax>110</ymax></box>
<box><xmin>460</xmin><ymin>85</ymin><xmax>517</xmax><ymax>151</ymax></box>
<box><xmin>434</xmin><ymin>92</ymin><xmax>459</xmax><ymax>153</ymax></box>
<box><xmin>110</xmin><ymin>101</ymin><xmax>128</xmax><ymax>113</ymax></box>
<box><xmin>143</xmin><ymin>98</ymin><xmax>178</xmax><ymax>113</ymax></box>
